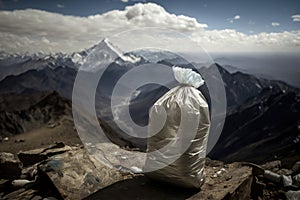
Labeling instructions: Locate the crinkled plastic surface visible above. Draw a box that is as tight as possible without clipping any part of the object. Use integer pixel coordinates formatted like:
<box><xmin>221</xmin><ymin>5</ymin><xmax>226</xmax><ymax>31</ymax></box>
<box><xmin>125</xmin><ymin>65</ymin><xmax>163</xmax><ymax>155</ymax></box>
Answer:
<box><xmin>145</xmin><ymin>67</ymin><xmax>210</xmax><ymax>188</ymax></box>
<box><xmin>173</xmin><ymin>66</ymin><xmax>204</xmax><ymax>88</ymax></box>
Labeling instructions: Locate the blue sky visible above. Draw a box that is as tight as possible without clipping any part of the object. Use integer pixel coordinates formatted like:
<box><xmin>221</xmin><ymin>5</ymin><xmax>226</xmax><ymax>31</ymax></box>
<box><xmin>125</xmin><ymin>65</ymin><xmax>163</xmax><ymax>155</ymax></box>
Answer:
<box><xmin>0</xmin><ymin>0</ymin><xmax>299</xmax><ymax>34</ymax></box>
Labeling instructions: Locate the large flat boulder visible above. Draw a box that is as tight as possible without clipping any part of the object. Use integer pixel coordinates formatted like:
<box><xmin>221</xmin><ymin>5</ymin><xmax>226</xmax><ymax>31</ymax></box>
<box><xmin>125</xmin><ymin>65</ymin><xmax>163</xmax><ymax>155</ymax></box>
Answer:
<box><xmin>84</xmin><ymin>161</ymin><xmax>253</xmax><ymax>200</ymax></box>
<box><xmin>37</xmin><ymin>146</ymin><xmax>129</xmax><ymax>200</ymax></box>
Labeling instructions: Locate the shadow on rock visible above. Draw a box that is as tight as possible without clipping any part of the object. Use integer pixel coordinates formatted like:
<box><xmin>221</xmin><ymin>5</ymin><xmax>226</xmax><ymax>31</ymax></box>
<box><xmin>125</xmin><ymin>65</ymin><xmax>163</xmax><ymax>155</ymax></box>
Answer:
<box><xmin>84</xmin><ymin>176</ymin><xmax>199</xmax><ymax>200</ymax></box>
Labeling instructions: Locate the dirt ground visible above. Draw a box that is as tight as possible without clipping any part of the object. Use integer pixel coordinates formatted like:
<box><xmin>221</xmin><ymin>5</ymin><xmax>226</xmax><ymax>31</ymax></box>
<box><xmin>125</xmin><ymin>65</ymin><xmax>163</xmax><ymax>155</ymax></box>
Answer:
<box><xmin>0</xmin><ymin>118</ymin><xmax>82</xmax><ymax>155</ymax></box>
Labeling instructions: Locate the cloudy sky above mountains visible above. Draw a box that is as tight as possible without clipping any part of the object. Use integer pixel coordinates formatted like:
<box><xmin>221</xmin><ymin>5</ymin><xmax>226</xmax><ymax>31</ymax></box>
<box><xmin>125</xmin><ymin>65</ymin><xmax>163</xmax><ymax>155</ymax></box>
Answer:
<box><xmin>0</xmin><ymin>0</ymin><xmax>299</xmax><ymax>53</ymax></box>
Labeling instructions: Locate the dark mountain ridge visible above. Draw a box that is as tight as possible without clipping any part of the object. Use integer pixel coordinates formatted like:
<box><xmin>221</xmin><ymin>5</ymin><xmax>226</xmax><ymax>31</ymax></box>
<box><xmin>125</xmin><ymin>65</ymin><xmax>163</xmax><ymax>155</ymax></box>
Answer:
<box><xmin>0</xmin><ymin>91</ymin><xmax>71</xmax><ymax>136</ymax></box>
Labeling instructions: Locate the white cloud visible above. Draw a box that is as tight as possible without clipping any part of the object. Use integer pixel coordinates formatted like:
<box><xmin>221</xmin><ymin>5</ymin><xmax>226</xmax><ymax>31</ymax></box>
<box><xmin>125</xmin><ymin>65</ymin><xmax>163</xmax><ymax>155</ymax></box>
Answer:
<box><xmin>56</xmin><ymin>4</ymin><xmax>64</xmax><ymax>8</ymax></box>
<box><xmin>292</xmin><ymin>14</ymin><xmax>300</xmax><ymax>22</ymax></box>
<box><xmin>234</xmin><ymin>15</ymin><xmax>240</xmax><ymax>20</ymax></box>
<box><xmin>271</xmin><ymin>22</ymin><xmax>280</xmax><ymax>27</ymax></box>
<box><xmin>121</xmin><ymin>0</ymin><xmax>129</xmax><ymax>3</ymax></box>
<box><xmin>0</xmin><ymin>3</ymin><xmax>299</xmax><ymax>53</ymax></box>
<box><xmin>227</xmin><ymin>15</ymin><xmax>240</xmax><ymax>23</ymax></box>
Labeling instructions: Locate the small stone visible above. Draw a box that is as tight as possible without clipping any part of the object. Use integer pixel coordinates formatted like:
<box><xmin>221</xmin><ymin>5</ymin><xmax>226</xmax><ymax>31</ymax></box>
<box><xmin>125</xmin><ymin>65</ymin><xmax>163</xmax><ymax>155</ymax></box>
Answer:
<box><xmin>31</xmin><ymin>196</ymin><xmax>43</xmax><ymax>200</ymax></box>
<box><xmin>121</xmin><ymin>156</ymin><xmax>127</xmax><ymax>160</ymax></box>
<box><xmin>264</xmin><ymin>170</ymin><xmax>281</xmax><ymax>183</ymax></box>
<box><xmin>43</xmin><ymin>197</ymin><xmax>58</xmax><ymax>200</ymax></box>
<box><xmin>130</xmin><ymin>166</ymin><xmax>142</xmax><ymax>173</ymax></box>
<box><xmin>15</xmin><ymin>139</ymin><xmax>25</xmax><ymax>143</ymax></box>
<box><xmin>12</xmin><ymin>179</ymin><xmax>32</xmax><ymax>187</ymax></box>
<box><xmin>220</xmin><ymin>168</ymin><xmax>226</xmax><ymax>172</ymax></box>
<box><xmin>293</xmin><ymin>174</ymin><xmax>300</xmax><ymax>185</ymax></box>
<box><xmin>282</xmin><ymin>175</ymin><xmax>293</xmax><ymax>188</ymax></box>
<box><xmin>225</xmin><ymin>176</ymin><xmax>232</xmax><ymax>181</ymax></box>
<box><xmin>292</xmin><ymin>161</ymin><xmax>300</xmax><ymax>173</ymax></box>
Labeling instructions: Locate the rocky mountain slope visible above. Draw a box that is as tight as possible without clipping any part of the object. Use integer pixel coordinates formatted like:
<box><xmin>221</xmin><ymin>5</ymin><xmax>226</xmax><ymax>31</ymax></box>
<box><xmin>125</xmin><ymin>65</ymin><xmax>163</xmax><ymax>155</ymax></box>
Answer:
<box><xmin>0</xmin><ymin>91</ymin><xmax>71</xmax><ymax>136</ymax></box>
<box><xmin>209</xmin><ymin>87</ymin><xmax>300</xmax><ymax>166</ymax></box>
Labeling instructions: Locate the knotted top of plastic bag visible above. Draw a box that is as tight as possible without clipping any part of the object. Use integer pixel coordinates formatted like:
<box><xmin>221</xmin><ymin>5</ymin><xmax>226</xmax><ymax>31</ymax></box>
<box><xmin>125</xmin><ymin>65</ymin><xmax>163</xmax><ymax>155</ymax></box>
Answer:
<box><xmin>173</xmin><ymin>66</ymin><xmax>204</xmax><ymax>88</ymax></box>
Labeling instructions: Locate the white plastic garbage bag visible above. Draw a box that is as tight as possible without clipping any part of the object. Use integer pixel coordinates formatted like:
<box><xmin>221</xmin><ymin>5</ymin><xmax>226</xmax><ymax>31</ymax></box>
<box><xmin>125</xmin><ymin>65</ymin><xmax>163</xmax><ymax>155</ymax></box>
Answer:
<box><xmin>145</xmin><ymin>66</ymin><xmax>210</xmax><ymax>188</ymax></box>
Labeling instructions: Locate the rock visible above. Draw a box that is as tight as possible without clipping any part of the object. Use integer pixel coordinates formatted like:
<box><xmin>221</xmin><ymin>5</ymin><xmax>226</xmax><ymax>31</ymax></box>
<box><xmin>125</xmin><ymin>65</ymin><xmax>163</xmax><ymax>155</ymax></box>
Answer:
<box><xmin>3</xmin><ymin>137</ymin><xmax>9</xmax><ymax>142</ymax></box>
<box><xmin>292</xmin><ymin>161</ymin><xmax>300</xmax><ymax>174</ymax></box>
<box><xmin>264</xmin><ymin>170</ymin><xmax>281</xmax><ymax>183</ymax></box>
<box><xmin>0</xmin><ymin>179</ymin><xmax>11</xmax><ymax>193</ymax></box>
<box><xmin>19</xmin><ymin>163</ymin><xmax>39</xmax><ymax>182</ymax></box>
<box><xmin>11</xmin><ymin>179</ymin><xmax>32</xmax><ymax>188</ymax></box>
<box><xmin>47</xmin><ymin>122</ymin><xmax>59</xmax><ymax>129</ymax></box>
<box><xmin>31</xmin><ymin>196</ymin><xmax>43</xmax><ymax>200</ymax></box>
<box><xmin>262</xmin><ymin>160</ymin><xmax>281</xmax><ymax>171</ymax></box>
<box><xmin>1</xmin><ymin>188</ymin><xmax>38</xmax><ymax>200</ymax></box>
<box><xmin>85</xmin><ymin>162</ymin><xmax>253</xmax><ymax>200</ymax></box>
<box><xmin>282</xmin><ymin>175</ymin><xmax>293</xmax><ymax>188</ymax></box>
<box><xmin>14</xmin><ymin>139</ymin><xmax>25</xmax><ymax>143</ymax></box>
<box><xmin>0</xmin><ymin>152</ymin><xmax>22</xmax><ymax>179</ymax></box>
<box><xmin>251</xmin><ymin>176</ymin><xmax>266</xmax><ymax>199</ymax></box>
<box><xmin>294</xmin><ymin>173</ymin><xmax>300</xmax><ymax>187</ymax></box>
<box><xmin>243</xmin><ymin>162</ymin><xmax>265</xmax><ymax>176</ymax></box>
<box><xmin>37</xmin><ymin>147</ymin><xmax>127</xmax><ymax>200</ymax></box>
<box><xmin>285</xmin><ymin>190</ymin><xmax>300</xmax><ymax>200</ymax></box>
<box><xmin>277</xmin><ymin>168</ymin><xmax>293</xmax><ymax>176</ymax></box>
<box><xmin>18</xmin><ymin>142</ymin><xmax>71</xmax><ymax>166</ymax></box>
<box><xmin>130</xmin><ymin>166</ymin><xmax>142</xmax><ymax>173</ymax></box>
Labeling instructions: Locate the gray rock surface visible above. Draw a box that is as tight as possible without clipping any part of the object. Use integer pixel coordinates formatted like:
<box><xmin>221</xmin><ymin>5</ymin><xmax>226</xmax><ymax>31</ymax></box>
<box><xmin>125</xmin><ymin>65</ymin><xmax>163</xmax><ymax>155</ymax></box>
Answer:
<box><xmin>37</xmin><ymin>146</ymin><xmax>127</xmax><ymax>199</ymax></box>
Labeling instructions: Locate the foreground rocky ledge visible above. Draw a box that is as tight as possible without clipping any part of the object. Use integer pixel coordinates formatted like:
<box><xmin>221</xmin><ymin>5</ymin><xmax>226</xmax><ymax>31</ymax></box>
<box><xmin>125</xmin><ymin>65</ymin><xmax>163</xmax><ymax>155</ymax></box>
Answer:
<box><xmin>0</xmin><ymin>143</ymin><xmax>299</xmax><ymax>200</ymax></box>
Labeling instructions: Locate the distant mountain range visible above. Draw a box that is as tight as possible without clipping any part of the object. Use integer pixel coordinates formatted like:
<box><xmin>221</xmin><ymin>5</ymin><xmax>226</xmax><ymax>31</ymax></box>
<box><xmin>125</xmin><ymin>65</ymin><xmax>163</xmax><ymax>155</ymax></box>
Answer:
<box><xmin>0</xmin><ymin>39</ymin><xmax>299</xmax><ymax>164</ymax></box>
<box><xmin>212</xmin><ymin>54</ymin><xmax>300</xmax><ymax>88</ymax></box>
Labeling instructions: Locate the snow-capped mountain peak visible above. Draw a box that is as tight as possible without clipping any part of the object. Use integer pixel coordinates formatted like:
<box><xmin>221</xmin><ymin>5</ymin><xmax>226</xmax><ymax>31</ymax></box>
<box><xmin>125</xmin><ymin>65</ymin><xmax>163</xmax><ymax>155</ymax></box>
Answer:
<box><xmin>87</xmin><ymin>38</ymin><xmax>141</xmax><ymax>64</ymax></box>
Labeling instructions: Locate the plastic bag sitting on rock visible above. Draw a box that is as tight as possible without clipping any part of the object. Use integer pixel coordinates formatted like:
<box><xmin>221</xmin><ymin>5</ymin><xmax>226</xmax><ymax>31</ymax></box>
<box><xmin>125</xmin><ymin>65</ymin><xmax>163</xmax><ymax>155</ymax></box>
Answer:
<box><xmin>144</xmin><ymin>66</ymin><xmax>211</xmax><ymax>188</ymax></box>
